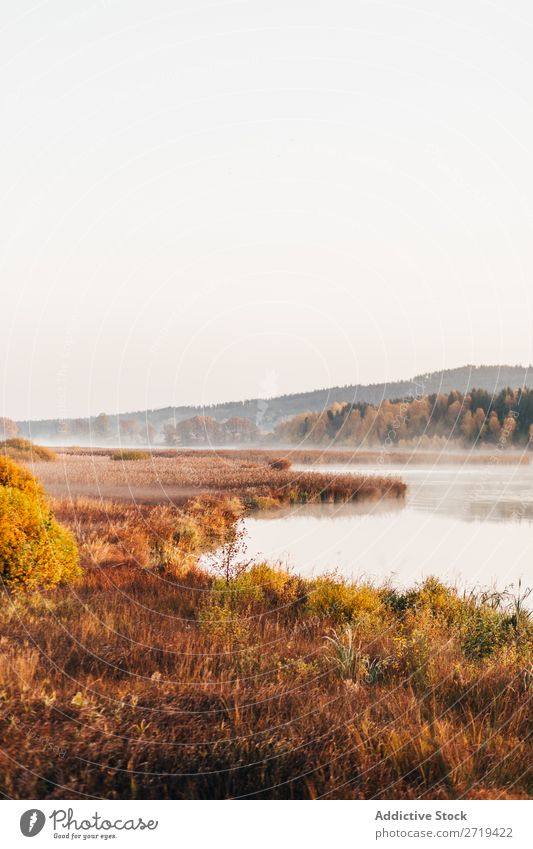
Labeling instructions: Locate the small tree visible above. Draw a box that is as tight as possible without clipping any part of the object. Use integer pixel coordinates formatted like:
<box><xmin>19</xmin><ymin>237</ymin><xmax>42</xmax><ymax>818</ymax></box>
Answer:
<box><xmin>208</xmin><ymin>521</ymin><xmax>252</xmax><ymax>585</ymax></box>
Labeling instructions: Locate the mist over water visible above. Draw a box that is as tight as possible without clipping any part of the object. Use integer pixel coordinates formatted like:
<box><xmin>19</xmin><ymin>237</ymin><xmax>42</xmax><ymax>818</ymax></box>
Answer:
<box><xmin>242</xmin><ymin>463</ymin><xmax>533</xmax><ymax>593</ymax></box>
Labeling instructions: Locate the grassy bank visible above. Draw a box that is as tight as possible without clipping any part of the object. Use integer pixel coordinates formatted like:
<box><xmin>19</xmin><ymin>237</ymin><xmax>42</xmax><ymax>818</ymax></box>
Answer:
<box><xmin>0</xmin><ymin>494</ymin><xmax>530</xmax><ymax>800</ymax></box>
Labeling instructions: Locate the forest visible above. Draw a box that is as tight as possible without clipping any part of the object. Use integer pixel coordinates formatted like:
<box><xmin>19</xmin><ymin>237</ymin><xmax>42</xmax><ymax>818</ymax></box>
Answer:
<box><xmin>7</xmin><ymin>385</ymin><xmax>533</xmax><ymax>450</ymax></box>
<box><xmin>14</xmin><ymin>364</ymin><xmax>533</xmax><ymax>445</ymax></box>
<box><xmin>274</xmin><ymin>388</ymin><xmax>533</xmax><ymax>448</ymax></box>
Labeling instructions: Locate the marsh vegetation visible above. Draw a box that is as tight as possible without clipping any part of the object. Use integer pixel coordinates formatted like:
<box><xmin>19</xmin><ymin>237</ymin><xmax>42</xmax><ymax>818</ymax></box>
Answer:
<box><xmin>0</xmin><ymin>449</ymin><xmax>530</xmax><ymax>799</ymax></box>
<box><xmin>0</xmin><ymin>489</ymin><xmax>531</xmax><ymax>799</ymax></box>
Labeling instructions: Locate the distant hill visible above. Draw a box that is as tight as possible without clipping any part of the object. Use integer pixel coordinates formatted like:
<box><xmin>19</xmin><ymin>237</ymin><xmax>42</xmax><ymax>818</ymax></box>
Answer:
<box><xmin>16</xmin><ymin>364</ymin><xmax>533</xmax><ymax>443</ymax></box>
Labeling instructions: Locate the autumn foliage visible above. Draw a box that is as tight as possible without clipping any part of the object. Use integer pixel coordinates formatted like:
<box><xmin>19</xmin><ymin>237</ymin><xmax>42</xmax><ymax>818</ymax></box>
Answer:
<box><xmin>0</xmin><ymin>457</ymin><xmax>80</xmax><ymax>593</ymax></box>
<box><xmin>1</xmin><ymin>437</ymin><xmax>57</xmax><ymax>462</ymax></box>
<box><xmin>274</xmin><ymin>387</ymin><xmax>533</xmax><ymax>448</ymax></box>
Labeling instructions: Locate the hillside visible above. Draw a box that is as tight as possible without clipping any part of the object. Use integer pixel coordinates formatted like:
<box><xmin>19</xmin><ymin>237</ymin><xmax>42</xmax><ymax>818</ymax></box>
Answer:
<box><xmin>16</xmin><ymin>364</ymin><xmax>533</xmax><ymax>443</ymax></box>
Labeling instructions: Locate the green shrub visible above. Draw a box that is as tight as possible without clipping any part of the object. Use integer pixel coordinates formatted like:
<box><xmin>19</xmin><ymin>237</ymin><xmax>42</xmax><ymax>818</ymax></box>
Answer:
<box><xmin>383</xmin><ymin>577</ymin><xmax>519</xmax><ymax>661</ymax></box>
<box><xmin>460</xmin><ymin>605</ymin><xmax>513</xmax><ymax>660</ymax></box>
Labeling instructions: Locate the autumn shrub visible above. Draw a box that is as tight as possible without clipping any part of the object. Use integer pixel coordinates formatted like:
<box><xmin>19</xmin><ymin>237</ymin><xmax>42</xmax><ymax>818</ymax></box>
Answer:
<box><xmin>0</xmin><ymin>488</ymin><xmax>80</xmax><ymax>593</ymax></box>
<box><xmin>384</xmin><ymin>577</ymin><xmax>464</xmax><ymax>623</ymax></box>
<box><xmin>0</xmin><ymin>455</ymin><xmax>45</xmax><ymax>501</ymax></box>
<box><xmin>1</xmin><ymin>437</ymin><xmax>57</xmax><ymax>462</ymax></box>
<box><xmin>305</xmin><ymin>575</ymin><xmax>385</xmax><ymax>624</ymax></box>
<box><xmin>186</xmin><ymin>497</ymin><xmax>244</xmax><ymax>549</ymax></box>
<box><xmin>198</xmin><ymin>596</ymin><xmax>251</xmax><ymax>642</ymax></box>
<box><xmin>147</xmin><ymin>517</ymin><xmax>202</xmax><ymax>573</ymax></box>
<box><xmin>459</xmin><ymin>605</ymin><xmax>514</xmax><ymax>659</ymax></box>
<box><xmin>383</xmin><ymin>578</ymin><xmax>516</xmax><ymax>660</ymax></box>
<box><xmin>110</xmin><ymin>450</ymin><xmax>150</xmax><ymax>461</ymax></box>
<box><xmin>210</xmin><ymin>562</ymin><xmax>304</xmax><ymax>613</ymax></box>
<box><xmin>269</xmin><ymin>457</ymin><xmax>292</xmax><ymax>471</ymax></box>
<box><xmin>241</xmin><ymin>562</ymin><xmax>304</xmax><ymax>609</ymax></box>
<box><xmin>0</xmin><ymin>458</ymin><xmax>80</xmax><ymax>593</ymax></box>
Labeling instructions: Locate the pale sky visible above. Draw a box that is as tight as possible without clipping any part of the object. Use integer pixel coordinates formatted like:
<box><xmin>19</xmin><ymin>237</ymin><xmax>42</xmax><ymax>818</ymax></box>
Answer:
<box><xmin>2</xmin><ymin>0</ymin><xmax>533</xmax><ymax>420</ymax></box>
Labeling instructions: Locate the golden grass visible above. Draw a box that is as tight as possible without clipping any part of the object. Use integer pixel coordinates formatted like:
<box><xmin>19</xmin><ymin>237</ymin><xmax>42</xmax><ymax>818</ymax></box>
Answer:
<box><xmin>59</xmin><ymin>445</ymin><xmax>530</xmax><ymax>465</ymax></box>
<box><xmin>225</xmin><ymin>448</ymin><xmax>530</xmax><ymax>466</ymax></box>
<box><xmin>30</xmin><ymin>451</ymin><xmax>407</xmax><ymax>505</ymax></box>
<box><xmin>0</xmin><ymin>494</ymin><xmax>531</xmax><ymax>800</ymax></box>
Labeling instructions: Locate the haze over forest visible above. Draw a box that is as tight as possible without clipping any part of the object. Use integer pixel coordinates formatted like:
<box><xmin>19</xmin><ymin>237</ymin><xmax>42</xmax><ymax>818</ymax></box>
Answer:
<box><xmin>12</xmin><ymin>363</ymin><xmax>533</xmax><ymax>447</ymax></box>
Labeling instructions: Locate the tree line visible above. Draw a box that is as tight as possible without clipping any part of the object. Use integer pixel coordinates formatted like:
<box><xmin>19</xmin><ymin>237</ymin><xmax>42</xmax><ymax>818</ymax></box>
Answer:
<box><xmin>6</xmin><ymin>385</ymin><xmax>533</xmax><ymax>449</ymax></box>
<box><xmin>273</xmin><ymin>387</ymin><xmax>533</xmax><ymax>448</ymax></box>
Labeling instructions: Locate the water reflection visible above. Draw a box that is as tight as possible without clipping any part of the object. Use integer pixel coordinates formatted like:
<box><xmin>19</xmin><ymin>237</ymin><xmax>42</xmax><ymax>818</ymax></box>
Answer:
<box><xmin>243</xmin><ymin>464</ymin><xmax>533</xmax><ymax>592</ymax></box>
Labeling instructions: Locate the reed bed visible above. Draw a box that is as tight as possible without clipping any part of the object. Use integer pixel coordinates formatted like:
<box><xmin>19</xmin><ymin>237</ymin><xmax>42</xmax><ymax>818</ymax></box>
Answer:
<box><xmin>59</xmin><ymin>445</ymin><xmax>529</xmax><ymax>465</ymax></box>
<box><xmin>30</xmin><ymin>452</ymin><xmax>407</xmax><ymax>505</ymax></box>
<box><xmin>285</xmin><ymin>449</ymin><xmax>530</xmax><ymax>466</ymax></box>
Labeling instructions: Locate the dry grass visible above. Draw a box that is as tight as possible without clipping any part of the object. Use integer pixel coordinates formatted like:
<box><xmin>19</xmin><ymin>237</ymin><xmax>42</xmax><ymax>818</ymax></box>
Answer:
<box><xmin>1</xmin><ymin>438</ymin><xmax>57</xmax><ymax>463</ymax></box>
<box><xmin>59</xmin><ymin>445</ymin><xmax>530</xmax><ymax>465</ymax></box>
<box><xmin>1</xmin><ymin>454</ymin><xmax>530</xmax><ymax>799</ymax></box>
<box><xmin>0</xmin><ymin>494</ymin><xmax>530</xmax><ymax>800</ymax></box>
<box><xmin>30</xmin><ymin>451</ymin><xmax>407</xmax><ymax>506</ymax></box>
<box><xmin>232</xmin><ymin>448</ymin><xmax>530</xmax><ymax>466</ymax></box>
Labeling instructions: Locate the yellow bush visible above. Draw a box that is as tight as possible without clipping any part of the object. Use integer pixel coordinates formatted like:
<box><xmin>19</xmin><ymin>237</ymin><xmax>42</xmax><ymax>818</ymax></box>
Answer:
<box><xmin>414</xmin><ymin>577</ymin><xmax>463</xmax><ymax>621</ymax></box>
<box><xmin>0</xmin><ymin>460</ymin><xmax>80</xmax><ymax>593</ymax></box>
<box><xmin>0</xmin><ymin>456</ymin><xmax>45</xmax><ymax>501</ymax></box>
<box><xmin>1</xmin><ymin>438</ymin><xmax>57</xmax><ymax>462</ymax></box>
<box><xmin>306</xmin><ymin>575</ymin><xmax>384</xmax><ymax>623</ymax></box>
<box><xmin>212</xmin><ymin>563</ymin><xmax>303</xmax><ymax>611</ymax></box>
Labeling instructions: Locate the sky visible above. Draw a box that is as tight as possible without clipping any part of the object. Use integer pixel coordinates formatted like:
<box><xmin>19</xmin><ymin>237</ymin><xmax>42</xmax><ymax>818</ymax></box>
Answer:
<box><xmin>2</xmin><ymin>0</ymin><xmax>533</xmax><ymax>421</ymax></box>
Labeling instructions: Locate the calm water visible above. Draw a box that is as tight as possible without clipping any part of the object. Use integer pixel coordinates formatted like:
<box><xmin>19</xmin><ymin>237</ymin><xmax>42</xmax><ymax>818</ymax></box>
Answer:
<box><xmin>242</xmin><ymin>464</ymin><xmax>533</xmax><ymax>592</ymax></box>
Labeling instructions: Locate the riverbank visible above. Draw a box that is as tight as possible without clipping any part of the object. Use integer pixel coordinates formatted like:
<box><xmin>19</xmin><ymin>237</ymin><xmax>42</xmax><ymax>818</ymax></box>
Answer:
<box><xmin>0</xmin><ymin>493</ymin><xmax>531</xmax><ymax>799</ymax></box>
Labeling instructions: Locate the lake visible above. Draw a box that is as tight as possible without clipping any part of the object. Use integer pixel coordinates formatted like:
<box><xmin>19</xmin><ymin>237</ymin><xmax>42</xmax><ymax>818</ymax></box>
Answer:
<box><xmin>242</xmin><ymin>464</ymin><xmax>533</xmax><ymax>594</ymax></box>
